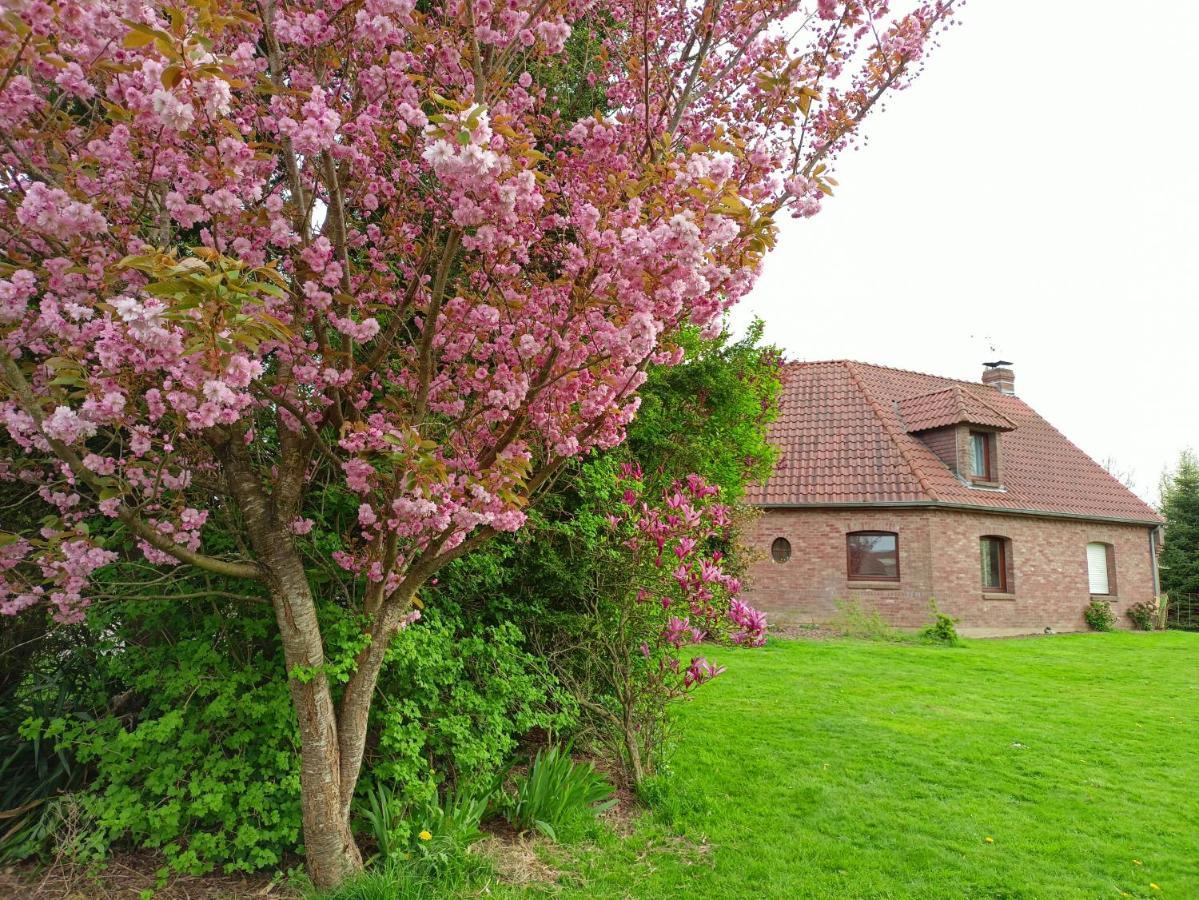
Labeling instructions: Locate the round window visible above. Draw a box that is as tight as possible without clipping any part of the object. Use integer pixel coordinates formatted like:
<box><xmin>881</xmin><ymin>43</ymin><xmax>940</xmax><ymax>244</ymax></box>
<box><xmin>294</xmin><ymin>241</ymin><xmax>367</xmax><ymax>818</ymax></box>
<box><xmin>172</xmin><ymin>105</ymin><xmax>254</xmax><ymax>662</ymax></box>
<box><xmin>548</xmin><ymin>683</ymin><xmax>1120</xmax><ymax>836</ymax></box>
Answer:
<box><xmin>771</xmin><ymin>537</ymin><xmax>792</xmax><ymax>563</ymax></box>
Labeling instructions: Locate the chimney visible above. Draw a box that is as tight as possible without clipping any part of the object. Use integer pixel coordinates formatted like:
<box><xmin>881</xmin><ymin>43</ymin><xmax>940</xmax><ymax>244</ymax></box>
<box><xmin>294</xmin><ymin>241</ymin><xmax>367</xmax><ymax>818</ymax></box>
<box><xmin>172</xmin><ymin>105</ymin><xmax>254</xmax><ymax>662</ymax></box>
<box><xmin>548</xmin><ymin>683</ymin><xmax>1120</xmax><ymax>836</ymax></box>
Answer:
<box><xmin>981</xmin><ymin>361</ymin><xmax>1015</xmax><ymax>395</ymax></box>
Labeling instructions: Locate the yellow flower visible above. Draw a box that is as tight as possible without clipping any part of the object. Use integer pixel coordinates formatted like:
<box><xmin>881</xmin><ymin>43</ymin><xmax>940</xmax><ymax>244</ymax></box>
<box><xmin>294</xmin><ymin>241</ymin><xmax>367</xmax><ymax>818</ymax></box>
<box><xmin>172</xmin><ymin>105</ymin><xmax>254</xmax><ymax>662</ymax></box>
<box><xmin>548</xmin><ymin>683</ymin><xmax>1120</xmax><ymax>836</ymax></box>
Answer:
<box><xmin>1134</xmin><ymin>860</ymin><xmax>1143</xmax><ymax>866</ymax></box>
<box><xmin>1150</xmin><ymin>884</ymin><xmax>1160</xmax><ymax>891</ymax></box>
<box><xmin>419</xmin><ymin>830</ymin><xmax>432</xmax><ymax>842</ymax></box>
<box><xmin>984</xmin><ymin>837</ymin><xmax>994</xmax><ymax>844</ymax></box>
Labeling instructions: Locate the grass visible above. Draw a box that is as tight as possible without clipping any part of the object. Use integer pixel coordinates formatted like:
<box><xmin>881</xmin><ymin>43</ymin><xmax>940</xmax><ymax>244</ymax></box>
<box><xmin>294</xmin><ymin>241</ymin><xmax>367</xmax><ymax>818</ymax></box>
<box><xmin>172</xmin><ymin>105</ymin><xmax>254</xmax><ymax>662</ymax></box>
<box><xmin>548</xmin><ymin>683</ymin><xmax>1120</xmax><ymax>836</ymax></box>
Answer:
<box><xmin>500</xmin><ymin>631</ymin><xmax>1199</xmax><ymax>899</ymax></box>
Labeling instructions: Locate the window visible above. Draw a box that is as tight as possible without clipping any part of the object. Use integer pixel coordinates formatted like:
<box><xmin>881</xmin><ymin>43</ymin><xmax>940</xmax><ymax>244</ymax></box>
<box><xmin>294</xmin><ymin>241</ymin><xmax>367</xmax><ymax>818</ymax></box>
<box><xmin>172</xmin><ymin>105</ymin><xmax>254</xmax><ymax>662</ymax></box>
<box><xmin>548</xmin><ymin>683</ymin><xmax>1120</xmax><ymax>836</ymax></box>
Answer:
<box><xmin>980</xmin><ymin>536</ymin><xmax>1010</xmax><ymax>592</ymax></box>
<box><xmin>1087</xmin><ymin>542</ymin><xmax>1115</xmax><ymax>595</ymax></box>
<box><xmin>970</xmin><ymin>430</ymin><xmax>994</xmax><ymax>480</ymax></box>
<box><xmin>847</xmin><ymin>531</ymin><xmax>899</xmax><ymax>581</ymax></box>
<box><xmin>771</xmin><ymin>537</ymin><xmax>792</xmax><ymax>563</ymax></box>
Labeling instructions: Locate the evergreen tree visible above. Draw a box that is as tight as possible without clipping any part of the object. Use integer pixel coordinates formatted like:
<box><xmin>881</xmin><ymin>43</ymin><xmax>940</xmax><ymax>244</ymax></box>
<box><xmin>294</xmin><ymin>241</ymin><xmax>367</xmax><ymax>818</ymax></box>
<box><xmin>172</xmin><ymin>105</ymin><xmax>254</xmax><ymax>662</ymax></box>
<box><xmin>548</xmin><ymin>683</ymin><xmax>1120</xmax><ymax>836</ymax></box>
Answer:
<box><xmin>1159</xmin><ymin>451</ymin><xmax>1199</xmax><ymax>599</ymax></box>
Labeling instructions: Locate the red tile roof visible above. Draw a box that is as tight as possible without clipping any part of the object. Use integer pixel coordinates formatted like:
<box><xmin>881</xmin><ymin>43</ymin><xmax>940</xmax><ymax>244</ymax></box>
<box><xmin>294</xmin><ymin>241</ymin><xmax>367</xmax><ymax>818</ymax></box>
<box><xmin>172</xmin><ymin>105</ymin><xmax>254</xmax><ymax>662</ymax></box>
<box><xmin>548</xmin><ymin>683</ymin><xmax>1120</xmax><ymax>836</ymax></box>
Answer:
<box><xmin>748</xmin><ymin>360</ymin><xmax>1163</xmax><ymax>524</ymax></box>
<box><xmin>897</xmin><ymin>385</ymin><xmax>1015</xmax><ymax>433</ymax></box>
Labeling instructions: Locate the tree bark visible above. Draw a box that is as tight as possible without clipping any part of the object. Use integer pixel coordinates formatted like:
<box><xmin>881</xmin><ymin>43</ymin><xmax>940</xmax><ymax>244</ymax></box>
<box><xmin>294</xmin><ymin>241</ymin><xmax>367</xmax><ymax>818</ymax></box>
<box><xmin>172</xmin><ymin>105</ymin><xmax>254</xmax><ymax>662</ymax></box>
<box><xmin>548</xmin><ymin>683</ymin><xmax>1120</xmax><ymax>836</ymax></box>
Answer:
<box><xmin>266</xmin><ymin>546</ymin><xmax>363</xmax><ymax>888</ymax></box>
<box><xmin>222</xmin><ymin>444</ymin><xmax>363</xmax><ymax>888</ymax></box>
<box><xmin>335</xmin><ymin>593</ymin><xmax>412</xmax><ymax>821</ymax></box>
<box><xmin>624</xmin><ymin>716</ymin><xmax>647</xmax><ymax>790</ymax></box>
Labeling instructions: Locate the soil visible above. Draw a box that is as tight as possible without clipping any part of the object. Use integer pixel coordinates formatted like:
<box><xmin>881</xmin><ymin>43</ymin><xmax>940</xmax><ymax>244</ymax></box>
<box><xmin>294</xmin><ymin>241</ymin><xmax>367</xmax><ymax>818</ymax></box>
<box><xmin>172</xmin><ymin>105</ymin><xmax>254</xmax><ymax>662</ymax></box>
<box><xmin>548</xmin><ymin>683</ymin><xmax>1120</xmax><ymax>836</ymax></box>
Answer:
<box><xmin>0</xmin><ymin>853</ymin><xmax>299</xmax><ymax>899</ymax></box>
<box><xmin>0</xmin><ymin>783</ymin><xmax>645</xmax><ymax>898</ymax></box>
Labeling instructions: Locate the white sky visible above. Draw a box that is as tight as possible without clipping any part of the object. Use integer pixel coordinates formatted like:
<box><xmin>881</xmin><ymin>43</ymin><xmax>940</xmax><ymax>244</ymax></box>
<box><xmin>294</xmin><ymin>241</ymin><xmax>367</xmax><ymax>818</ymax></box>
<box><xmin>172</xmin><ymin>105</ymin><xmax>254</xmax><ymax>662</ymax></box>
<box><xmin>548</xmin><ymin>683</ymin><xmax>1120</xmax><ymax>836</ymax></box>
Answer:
<box><xmin>731</xmin><ymin>0</ymin><xmax>1199</xmax><ymax>505</ymax></box>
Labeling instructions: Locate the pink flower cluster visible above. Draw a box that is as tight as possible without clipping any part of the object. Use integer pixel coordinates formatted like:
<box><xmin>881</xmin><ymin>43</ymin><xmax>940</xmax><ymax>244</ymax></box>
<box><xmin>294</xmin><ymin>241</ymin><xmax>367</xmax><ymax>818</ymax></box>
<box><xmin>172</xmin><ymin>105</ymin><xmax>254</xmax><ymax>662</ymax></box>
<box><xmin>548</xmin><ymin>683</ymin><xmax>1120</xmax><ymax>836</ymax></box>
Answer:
<box><xmin>17</xmin><ymin>182</ymin><xmax>107</xmax><ymax>240</ymax></box>
<box><xmin>0</xmin><ymin>537</ymin><xmax>116</xmax><ymax>623</ymax></box>
<box><xmin>610</xmin><ymin>468</ymin><xmax>767</xmax><ymax>698</ymax></box>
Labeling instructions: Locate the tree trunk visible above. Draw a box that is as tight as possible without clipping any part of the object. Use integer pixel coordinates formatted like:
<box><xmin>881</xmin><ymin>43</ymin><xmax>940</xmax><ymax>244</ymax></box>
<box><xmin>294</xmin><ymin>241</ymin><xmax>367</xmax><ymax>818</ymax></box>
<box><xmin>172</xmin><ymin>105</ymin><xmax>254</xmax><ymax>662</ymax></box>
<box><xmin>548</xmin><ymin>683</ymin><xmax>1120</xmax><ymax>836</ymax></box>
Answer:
<box><xmin>621</xmin><ymin>678</ymin><xmax>647</xmax><ymax>790</ymax></box>
<box><xmin>336</xmin><ymin>594</ymin><xmax>412</xmax><ymax>821</ymax></box>
<box><xmin>624</xmin><ymin>722</ymin><xmax>647</xmax><ymax>790</ymax></box>
<box><xmin>223</xmin><ymin>449</ymin><xmax>363</xmax><ymax>888</ymax></box>
<box><xmin>269</xmin><ymin>561</ymin><xmax>364</xmax><ymax>888</ymax></box>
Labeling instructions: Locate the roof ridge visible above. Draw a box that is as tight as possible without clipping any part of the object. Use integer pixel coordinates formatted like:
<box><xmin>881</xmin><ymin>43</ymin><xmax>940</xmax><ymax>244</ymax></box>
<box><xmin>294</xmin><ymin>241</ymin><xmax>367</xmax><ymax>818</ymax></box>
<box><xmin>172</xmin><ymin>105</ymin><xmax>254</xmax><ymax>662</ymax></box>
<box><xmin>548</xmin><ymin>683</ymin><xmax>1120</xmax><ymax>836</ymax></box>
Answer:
<box><xmin>843</xmin><ymin>361</ymin><xmax>940</xmax><ymax>501</ymax></box>
<box><xmin>786</xmin><ymin>358</ymin><xmax>999</xmax><ymax>392</ymax></box>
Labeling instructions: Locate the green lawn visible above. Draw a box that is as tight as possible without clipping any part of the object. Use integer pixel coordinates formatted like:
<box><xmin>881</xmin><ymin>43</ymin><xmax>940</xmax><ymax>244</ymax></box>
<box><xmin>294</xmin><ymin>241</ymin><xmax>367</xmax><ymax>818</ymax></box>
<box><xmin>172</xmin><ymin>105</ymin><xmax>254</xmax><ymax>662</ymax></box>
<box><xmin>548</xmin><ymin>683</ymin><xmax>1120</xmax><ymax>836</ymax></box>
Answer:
<box><xmin>505</xmin><ymin>631</ymin><xmax>1199</xmax><ymax>899</ymax></box>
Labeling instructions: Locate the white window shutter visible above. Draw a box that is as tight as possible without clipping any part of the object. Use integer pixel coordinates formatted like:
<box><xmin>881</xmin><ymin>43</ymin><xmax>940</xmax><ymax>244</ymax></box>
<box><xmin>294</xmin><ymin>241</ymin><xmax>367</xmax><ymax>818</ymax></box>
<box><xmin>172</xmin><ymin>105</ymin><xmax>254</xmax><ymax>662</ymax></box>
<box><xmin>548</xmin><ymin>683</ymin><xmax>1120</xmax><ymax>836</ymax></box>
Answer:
<box><xmin>1086</xmin><ymin>543</ymin><xmax>1109</xmax><ymax>594</ymax></box>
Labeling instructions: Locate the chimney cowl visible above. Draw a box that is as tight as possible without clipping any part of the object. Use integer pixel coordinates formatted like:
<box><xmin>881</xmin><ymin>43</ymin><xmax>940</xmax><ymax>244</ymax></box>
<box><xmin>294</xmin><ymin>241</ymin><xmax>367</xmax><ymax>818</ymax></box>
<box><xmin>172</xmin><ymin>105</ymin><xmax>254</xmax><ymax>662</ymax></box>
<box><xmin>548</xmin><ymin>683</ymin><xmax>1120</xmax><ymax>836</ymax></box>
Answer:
<box><xmin>981</xmin><ymin>365</ymin><xmax>1015</xmax><ymax>395</ymax></box>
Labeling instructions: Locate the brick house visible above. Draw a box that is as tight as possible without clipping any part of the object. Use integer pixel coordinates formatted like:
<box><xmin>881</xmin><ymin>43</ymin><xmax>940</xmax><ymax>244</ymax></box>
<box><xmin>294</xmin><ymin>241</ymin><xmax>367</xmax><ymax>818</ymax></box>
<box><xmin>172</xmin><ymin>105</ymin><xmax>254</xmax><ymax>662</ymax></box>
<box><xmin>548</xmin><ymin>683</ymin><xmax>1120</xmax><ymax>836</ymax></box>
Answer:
<box><xmin>743</xmin><ymin>361</ymin><xmax>1163</xmax><ymax>636</ymax></box>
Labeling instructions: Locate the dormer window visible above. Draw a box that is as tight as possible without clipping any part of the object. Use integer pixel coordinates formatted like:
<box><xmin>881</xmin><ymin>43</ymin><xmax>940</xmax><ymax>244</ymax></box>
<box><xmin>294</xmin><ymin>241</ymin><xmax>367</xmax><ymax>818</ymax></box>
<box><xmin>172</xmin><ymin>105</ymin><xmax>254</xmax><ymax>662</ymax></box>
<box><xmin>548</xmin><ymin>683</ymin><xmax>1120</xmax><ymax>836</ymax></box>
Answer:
<box><xmin>970</xmin><ymin>430</ymin><xmax>995</xmax><ymax>482</ymax></box>
<box><xmin>896</xmin><ymin>386</ymin><xmax>1014</xmax><ymax>485</ymax></box>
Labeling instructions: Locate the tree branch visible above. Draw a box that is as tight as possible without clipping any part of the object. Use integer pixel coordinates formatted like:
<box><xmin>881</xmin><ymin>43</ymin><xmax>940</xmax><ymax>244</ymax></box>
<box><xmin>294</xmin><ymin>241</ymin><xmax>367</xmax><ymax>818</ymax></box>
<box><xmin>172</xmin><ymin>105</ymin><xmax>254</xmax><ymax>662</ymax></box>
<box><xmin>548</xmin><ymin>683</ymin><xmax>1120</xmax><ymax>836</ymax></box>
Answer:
<box><xmin>2</xmin><ymin>356</ymin><xmax>264</xmax><ymax>582</ymax></box>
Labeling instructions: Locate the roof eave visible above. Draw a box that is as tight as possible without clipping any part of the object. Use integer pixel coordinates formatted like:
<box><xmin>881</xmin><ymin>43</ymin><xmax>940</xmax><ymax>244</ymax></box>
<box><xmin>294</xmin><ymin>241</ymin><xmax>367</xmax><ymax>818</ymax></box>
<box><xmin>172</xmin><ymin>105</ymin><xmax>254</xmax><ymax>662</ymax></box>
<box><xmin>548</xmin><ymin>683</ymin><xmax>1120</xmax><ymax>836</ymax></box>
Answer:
<box><xmin>907</xmin><ymin>418</ymin><xmax>1016</xmax><ymax>434</ymax></box>
<box><xmin>754</xmin><ymin>499</ymin><xmax>1164</xmax><ymax>527</ymax></box>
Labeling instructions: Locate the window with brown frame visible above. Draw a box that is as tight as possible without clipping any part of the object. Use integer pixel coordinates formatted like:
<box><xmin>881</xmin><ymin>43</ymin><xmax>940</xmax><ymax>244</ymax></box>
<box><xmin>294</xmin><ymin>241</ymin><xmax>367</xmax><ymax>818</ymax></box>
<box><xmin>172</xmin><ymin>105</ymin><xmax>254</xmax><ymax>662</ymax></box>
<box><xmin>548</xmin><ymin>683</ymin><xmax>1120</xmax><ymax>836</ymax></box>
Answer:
<box><xmin>847</xmin><ymin>531</ymin><xmax>899</xmax><ymax>581</ymax></box>
<box><xmin>969</xmin><ymin>430</ymin><xmax>994</xmax><ymax>481</ymax></box>
<box><xmin>980</xmin><ymin>536</ymin><xmax>1010</xmax><ymax>592</ymax></box>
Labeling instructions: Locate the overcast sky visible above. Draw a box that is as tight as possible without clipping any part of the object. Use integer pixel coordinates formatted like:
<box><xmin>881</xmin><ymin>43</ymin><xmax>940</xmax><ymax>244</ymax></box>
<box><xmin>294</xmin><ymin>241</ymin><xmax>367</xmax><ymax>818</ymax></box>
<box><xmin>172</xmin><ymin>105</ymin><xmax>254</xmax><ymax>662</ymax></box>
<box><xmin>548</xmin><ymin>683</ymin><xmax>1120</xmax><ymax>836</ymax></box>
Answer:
<box><xmin>730</xmin><ymin>0</ymin><xmax>1199</xmax><ymax>505</ymax></box>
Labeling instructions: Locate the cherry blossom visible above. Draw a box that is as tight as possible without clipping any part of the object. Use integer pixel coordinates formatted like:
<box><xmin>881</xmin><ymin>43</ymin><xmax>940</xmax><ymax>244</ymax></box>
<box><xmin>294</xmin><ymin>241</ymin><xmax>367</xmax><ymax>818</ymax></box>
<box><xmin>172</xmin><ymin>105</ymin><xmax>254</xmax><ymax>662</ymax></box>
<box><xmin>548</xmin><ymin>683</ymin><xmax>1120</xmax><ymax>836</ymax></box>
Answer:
<box><xmin>0</xmin><ymin>0</ymin><xmax>955</xmax><ymax>885</ymax></box>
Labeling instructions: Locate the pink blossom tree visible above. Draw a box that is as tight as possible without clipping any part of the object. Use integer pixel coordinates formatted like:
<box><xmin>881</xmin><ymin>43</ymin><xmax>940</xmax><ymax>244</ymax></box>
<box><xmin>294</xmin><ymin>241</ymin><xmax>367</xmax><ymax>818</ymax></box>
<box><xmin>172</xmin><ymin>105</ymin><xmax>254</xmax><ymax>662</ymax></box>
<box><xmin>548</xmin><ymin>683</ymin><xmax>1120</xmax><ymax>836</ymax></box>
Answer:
<box><xmin>0</xmin><ymin>0</ymin><xmax>955</xmax><ymax>885</ymax></box>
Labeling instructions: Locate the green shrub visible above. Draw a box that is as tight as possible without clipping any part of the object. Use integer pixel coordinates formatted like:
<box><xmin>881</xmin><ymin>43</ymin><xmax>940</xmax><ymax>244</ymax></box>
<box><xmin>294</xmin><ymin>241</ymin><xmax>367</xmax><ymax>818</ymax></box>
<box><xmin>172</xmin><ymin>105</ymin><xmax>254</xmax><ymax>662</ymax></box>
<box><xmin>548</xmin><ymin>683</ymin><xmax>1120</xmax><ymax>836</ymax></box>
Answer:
<box><xmin>1126</xmin><ymin>599</ymin><xmax>1157</xmax><ymax>632</ymax></box>
<box><xmin>503</xmin><ymin>744</ymin><xmax>615</xmax><ymax>841</ymax></box>
<box><xmin>20</xmin><ymin>602</ymin><xmax>304</xmax><ymax>875</ymax></box>
<box><xmin>920</xmin><ymin>601</ymin><xmax>961</xmax><ymax>646</ymax></box>
<box><xmin>0</xmin><ymin>662</ymin><xmax>89</xmax><ymax>864</ymax></box>
<box><xmin>1084</xmin><ymin>598</ymin><xmax>1116</xmax><ymax>632</ymax></box>
<box><xmin>370</xmin><ymin>613</ymin><xmax>575</xmax><ymax>836</ymax></box>
<box><xmin>19</xmin><ymin>597</ymin><xmax>569</xmax><ymax>875</ymax></box>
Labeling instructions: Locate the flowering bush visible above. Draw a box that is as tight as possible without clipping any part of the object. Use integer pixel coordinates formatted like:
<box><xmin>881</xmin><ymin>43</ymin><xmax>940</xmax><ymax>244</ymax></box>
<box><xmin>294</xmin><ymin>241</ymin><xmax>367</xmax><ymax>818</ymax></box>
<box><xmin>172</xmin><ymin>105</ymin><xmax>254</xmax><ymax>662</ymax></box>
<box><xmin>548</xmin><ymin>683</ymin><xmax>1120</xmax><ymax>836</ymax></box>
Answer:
<box><xmin>0</xmin><ymin>0</ymin><xmax>954</xmax><ymax>884</ymax></box>
<box><xmin>559</xmin><ymin>465</ymin><xmax>766</xmax><ymax>787</ymax></box>
<box><xmin>1126</xmin><ymin>599</ymin><xmax>1157</xmax><ymax>632</ymax></box>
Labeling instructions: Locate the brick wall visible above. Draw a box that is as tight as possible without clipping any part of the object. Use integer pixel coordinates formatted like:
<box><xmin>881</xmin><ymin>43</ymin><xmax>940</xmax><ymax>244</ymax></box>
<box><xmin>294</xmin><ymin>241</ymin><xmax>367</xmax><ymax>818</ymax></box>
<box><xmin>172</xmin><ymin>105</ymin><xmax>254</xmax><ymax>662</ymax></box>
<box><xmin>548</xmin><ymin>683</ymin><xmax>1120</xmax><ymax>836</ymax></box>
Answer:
<box><xmin>743</xmin><ymin>507</ymin><xmax>1157</xmax><ymax>636</ymax></box>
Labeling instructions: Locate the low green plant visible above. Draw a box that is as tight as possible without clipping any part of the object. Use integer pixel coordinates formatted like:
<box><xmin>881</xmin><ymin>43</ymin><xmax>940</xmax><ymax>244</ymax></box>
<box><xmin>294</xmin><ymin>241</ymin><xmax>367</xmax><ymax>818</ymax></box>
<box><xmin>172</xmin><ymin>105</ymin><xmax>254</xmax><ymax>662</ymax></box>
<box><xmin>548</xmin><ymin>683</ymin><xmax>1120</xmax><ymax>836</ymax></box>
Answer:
<box><xmin>503</xmin><ymin>743</ymin><xmax>615</xmax><ymax>841</ymax></box>
<box><xmin>638</xmin><ymin>772</ymin><xmax>712</xmax><ymax>828</ymax></box>
<box><xmin>1084</xmin><ymin>598</ymin><xmax>1116</xmax><ymax>632</ymax></box>
<box><xmin>356</xmin><ymin>778</ymin><xmax>491</xmax><ymax>881</ymax></box>
<box><xmin>409</xmin><ymin>782</ymin><xmax>492</xmax><ymax>879</ymax></box>
<box><xmin>830</xmin><ymin>599</ymin><xmax>898</xmax><ymax>641</ymax></box>
<box><xmin>301</xmin><ymin>859</ymin><xmax>446</xmax><ymax>900</ymax></box>
<box><xmin>358</xmin><ymin>781</ymin><xmax>405</xmax><ymax>865</ymax></box>
<box><xmin>921</xmin><ymin>601</ymin><xmax>961</xmax><ymax>646</ymax></box>
<box><xmin>1126</xmin><ymin>599</ymin><xmax>1157</xmax><ymax>632</ymax></box>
